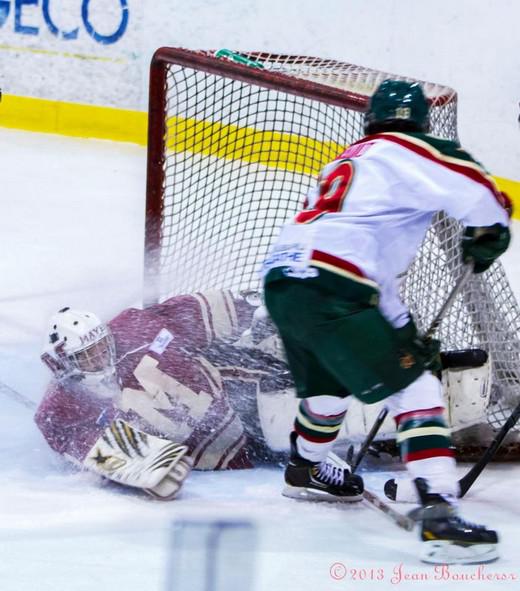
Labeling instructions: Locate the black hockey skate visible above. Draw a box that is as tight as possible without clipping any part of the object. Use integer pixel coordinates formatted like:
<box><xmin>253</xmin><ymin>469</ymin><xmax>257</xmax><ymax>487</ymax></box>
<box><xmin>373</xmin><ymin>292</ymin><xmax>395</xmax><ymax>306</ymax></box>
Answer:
<box><xmin>414</xmin><ymin>478</ymin><xmax>498</xmax><ymax>564</ymax></box>
<box><xmin>283</xmin><ymin>432</ymin><xmax>364</xmax><ymax>502</ymax></box>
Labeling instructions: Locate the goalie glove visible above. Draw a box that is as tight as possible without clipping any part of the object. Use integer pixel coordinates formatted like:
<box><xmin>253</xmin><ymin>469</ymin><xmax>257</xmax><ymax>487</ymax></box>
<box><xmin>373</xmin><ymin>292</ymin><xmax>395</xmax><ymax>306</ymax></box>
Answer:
<box><xmin>461</xmin><ymin>223</ymin><xmax>510</xmax><ymax>273</ymax></box>
<box><xmin>83</xmin><ymin>419</ymin><xmax>193</xmax><ymax>500</ymax></box>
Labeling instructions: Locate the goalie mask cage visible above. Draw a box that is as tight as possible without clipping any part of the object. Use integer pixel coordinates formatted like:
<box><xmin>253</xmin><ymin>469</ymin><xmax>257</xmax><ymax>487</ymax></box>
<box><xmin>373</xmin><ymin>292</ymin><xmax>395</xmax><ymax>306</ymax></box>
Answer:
<box><xmin>145</xmin><ymin>47</ymin><xmax>520</xmax><ymax>434</ymax></box>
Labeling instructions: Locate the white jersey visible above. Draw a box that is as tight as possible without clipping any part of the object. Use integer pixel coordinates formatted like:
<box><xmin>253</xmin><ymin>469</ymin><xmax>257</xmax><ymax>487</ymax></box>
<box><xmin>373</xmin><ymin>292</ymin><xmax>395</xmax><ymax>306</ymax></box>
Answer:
<box><xmin>263</xmin><ymin>131</ymin><xmax>510</xmax><ymax>327</ymax></box>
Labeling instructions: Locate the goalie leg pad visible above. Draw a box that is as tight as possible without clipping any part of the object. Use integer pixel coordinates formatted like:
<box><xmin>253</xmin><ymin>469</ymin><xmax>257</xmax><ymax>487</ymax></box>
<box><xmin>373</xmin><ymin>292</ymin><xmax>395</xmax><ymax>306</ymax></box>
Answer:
<box><xmin>442</xmin><ymin>357</ymin><xmax>492</xmax><ymax>430</ymax></box>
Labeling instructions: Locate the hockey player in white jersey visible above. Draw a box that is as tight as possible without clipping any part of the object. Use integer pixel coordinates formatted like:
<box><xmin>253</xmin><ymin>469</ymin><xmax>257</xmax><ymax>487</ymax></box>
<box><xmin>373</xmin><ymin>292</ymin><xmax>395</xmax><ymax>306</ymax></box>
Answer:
<box><xmin>263</xmin><ymin>79</ymin><xmax>511</xmax><ymax>564</ymax></box>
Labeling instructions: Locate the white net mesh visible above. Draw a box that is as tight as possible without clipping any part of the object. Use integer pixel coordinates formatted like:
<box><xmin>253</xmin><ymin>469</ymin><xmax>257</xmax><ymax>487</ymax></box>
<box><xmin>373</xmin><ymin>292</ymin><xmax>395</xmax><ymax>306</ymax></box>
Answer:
<box><xmin>145</xmin><ymin>48</ymin><xmax>520</xmax><ymax>432</ymax></box>
<box><xmin>149</xmin><ymin>50</ymin><xmax>457</xmax><ymax>296</ymax></box>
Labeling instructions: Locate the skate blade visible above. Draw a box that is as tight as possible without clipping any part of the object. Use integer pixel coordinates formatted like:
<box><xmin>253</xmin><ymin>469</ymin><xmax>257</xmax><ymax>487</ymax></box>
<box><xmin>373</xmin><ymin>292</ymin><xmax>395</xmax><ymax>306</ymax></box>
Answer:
<box><xmin>420</xmin><ymin>540</ymin><xmax>499</xmax><ymax>565</ymax></box>
<box><xmin>282</xmin><ymin>485</ymin><xmax>363</xmax><ymax>503</ymax></box>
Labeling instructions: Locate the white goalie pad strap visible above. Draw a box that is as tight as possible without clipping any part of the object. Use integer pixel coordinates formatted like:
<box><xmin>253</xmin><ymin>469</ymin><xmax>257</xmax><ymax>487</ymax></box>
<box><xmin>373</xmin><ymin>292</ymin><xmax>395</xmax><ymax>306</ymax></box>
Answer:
<box><xmin>83</xmin><ymin>419</ymin><xmax>192</xmax><ymax>491</ymax></box>
<box><xmin>442</xmin><ymin>358</ymin><xmax>492</xmax><ymax>430</ymax></box>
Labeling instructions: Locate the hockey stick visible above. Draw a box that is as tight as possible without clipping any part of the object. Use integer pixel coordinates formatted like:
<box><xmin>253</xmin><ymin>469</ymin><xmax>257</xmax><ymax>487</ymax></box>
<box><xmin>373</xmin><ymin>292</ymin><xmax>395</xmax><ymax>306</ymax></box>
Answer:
<box><xmin>458</xmin><ymin>400</ymin><xmax>520</xmax><ymax>497</ymax></box>
<box><xmin>423</xmin><ymin>262</ymin><xmax>474</xmax><ymax>340</ymax></box>
<box><xmin>328</xmin><ymin>452</ymin><xmax>415</xmax><ymax>531</ymax></box>
<box><xmin>348</xmin><ymin>263</ymin><xmax>475</xmax><ymax>473</ymax></box>
<box><xmin>362</xmin><ymin>488</ymin><xmax>415</xmax><ymax>532</ymax></box>
<box><xmin>347</xmin><ymin>407</ymin><xmax>389</xmax><ymax>471</ymax></box>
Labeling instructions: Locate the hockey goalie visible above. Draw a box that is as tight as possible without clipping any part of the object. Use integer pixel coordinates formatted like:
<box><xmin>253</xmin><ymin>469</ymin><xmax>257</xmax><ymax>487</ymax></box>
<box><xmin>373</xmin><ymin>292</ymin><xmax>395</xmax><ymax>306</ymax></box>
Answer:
<box><xmin>35</xmin><ymin>290</ymin><xmax>292</xmax><ymax>499</ymax></box>
<box><xmin>36</xmin><ymin>286</ymin><xmax>507</xmax><ymax>504</ymax></box>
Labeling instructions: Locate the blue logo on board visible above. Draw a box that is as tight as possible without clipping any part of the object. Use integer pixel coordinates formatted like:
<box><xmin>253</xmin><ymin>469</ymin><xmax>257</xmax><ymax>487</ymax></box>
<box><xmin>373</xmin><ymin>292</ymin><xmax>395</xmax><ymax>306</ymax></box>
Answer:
<box><xmin>0</xmin><ymin>0</ymin><xmax>129</xmax><ymax>45</ymax></box>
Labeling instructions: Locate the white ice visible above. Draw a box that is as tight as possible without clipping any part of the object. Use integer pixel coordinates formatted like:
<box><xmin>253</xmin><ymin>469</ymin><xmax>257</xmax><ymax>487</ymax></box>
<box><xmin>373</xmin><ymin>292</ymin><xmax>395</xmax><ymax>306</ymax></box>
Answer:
<box><xmin>1</xmin><ymin>128</ymin><xmax>520</xmax><ymax>591</ymax></box>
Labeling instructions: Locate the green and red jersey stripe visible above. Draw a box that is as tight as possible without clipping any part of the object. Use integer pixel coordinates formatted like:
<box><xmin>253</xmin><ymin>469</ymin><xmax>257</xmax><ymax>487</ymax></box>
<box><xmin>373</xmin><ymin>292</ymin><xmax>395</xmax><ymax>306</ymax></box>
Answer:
<box><xmin>310</xmin><ymin>250</ymin><xmax>367</xmax><ymax>278</ymax></box>
<box><xmin>352</xmin><ymin>132</ymin><xmax>508</xmax><ymax>210</ymax></box>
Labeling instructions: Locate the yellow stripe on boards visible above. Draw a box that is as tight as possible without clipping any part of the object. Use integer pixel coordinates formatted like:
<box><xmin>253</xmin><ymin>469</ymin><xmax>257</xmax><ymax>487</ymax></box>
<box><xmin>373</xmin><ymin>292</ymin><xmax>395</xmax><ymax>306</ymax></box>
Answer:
<box><xmin>165</xmin><ymin>115</ymin><xmax>344</xmax><ymax>176</ymax></box>
<box><xmin>1</xmin><ymin>94</ymin><xmax>519</xmax><ymax>219</ymax></box>
<box><xmin>0</xmin><ymin>94</ymin><xmax>147</xmax><ymax>144</ymax></box>
<box><xmin>495</xmin><ymin>176</ymin><xmax>520</xmax><ymax>219</ymax></box>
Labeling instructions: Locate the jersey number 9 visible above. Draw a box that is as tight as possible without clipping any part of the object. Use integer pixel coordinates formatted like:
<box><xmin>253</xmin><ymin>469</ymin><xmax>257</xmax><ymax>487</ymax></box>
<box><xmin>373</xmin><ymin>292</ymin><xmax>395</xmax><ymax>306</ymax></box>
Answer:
<box><xmin>295</xmin><ymin>159</ymin><xmax>355</xmax><ymax>224</ymax></box>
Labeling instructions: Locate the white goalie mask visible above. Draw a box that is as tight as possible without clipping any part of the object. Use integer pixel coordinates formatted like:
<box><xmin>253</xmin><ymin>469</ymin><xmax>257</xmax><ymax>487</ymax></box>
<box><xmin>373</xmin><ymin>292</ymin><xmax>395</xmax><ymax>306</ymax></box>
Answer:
<box><xmin>41</xmin><ymin>307</ymin><xmax>117</xmax><ymax>385</ymax></box>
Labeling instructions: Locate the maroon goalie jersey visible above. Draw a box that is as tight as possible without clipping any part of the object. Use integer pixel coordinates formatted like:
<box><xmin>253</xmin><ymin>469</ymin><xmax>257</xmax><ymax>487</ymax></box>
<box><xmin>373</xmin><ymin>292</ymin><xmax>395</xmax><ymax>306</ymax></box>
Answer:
<box><xmin>34</xmin><ymin>291</ymin><xmax>257</xmax><ymax>470</ymax></box>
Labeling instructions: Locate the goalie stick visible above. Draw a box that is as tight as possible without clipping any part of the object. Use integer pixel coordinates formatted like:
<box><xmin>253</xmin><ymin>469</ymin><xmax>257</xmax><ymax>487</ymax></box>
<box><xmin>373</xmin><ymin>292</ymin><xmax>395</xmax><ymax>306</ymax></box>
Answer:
<box><xmin>458</xmin><ymin>399</ymin><xmax>520</xmax><ymax>497</ymax></box>
<box><xmin>347</xmin><ymin>263</ymin><xmax>475</xmax><ymax>473</ymax></box>
<box><xmin>0</xmin><ymin>379</ymin><xmax>36</xmax><ymax>410</ymax></box>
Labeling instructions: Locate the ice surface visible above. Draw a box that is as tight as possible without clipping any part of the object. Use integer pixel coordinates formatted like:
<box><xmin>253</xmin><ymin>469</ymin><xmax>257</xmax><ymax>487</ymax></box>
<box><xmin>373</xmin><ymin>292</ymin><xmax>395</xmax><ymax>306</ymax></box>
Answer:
<box><xmin>1</xmin><ymin>128</ymin><xmax>520</xmax><ymax>590</ymax></box>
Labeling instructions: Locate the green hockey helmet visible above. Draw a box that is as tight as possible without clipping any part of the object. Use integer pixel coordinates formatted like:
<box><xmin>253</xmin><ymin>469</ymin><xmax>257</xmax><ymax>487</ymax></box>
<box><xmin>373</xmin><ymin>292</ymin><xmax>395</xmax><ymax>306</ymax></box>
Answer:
<box><xmin>364</xmin><ymin>79</ymin><xmax>430</xmax><ymax>134</ymax></box>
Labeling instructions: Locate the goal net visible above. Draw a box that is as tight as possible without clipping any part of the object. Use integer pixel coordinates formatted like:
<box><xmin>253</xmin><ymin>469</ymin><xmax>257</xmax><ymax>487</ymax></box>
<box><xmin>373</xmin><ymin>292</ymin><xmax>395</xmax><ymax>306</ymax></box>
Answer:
<box><xmin>144</xmin><ymin>47</ymin><xmax>520</xmax><ymax>435</ymax></box>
